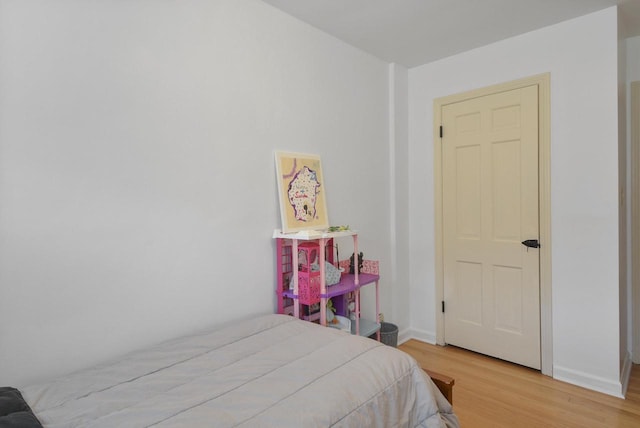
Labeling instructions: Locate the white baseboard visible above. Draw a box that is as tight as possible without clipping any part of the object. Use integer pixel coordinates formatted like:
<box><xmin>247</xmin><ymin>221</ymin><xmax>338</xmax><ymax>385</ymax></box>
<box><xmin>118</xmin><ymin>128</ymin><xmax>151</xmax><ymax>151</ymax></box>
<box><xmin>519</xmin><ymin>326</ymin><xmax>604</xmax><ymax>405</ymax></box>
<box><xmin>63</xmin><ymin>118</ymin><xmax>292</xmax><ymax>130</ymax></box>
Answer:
<box><xmin>397</xmin><ymin>328</ymin><xmax>410</xmax><ymax>346</ymax></box>
<box><xmin>553</xmin><ymin>365</ymin><xmax>624</xmax><ymax>398</ymax></box>
<box><xmin>399</xmin><ymin>329</ymin><xmax>629</xmax><ymax>399</ymax></box>
<box><xmin>399</xmin><ymin>328</ymin><xmax>436</xmax><ymax>346</ymax></box>
<box><xmin>621</xmin><ymin>351</ymin><xmax>633</xmax><ymax>397</ymax></box>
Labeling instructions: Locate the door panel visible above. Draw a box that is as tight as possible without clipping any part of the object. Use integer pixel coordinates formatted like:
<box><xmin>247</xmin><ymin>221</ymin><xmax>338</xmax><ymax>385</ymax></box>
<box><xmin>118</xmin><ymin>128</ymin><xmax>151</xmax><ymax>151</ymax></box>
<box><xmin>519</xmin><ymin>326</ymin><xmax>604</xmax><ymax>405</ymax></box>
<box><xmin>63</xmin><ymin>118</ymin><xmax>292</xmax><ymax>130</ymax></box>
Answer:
<box><xmin>492</xmin><ymin>140</ymin><xmax>521</xmax><ymax>241</ymax></box>
<box><xmin>455</xmin><ymin>145</ymin><xmax>481</xmax><ymax>238</ymax></box>
<box><xmin>442</xmin><ymin>85</ymin><xmax>541</xmax><ymax>370</ymax></box>
<box><xmin>455</xmin><ymin>261</ymin><xmax>483</xmax><ymax>325</ymax></box>
<box><xmin>493</xmin><ymin>265</ymin><xmax>523</xmax><ymax>333</ymax></box>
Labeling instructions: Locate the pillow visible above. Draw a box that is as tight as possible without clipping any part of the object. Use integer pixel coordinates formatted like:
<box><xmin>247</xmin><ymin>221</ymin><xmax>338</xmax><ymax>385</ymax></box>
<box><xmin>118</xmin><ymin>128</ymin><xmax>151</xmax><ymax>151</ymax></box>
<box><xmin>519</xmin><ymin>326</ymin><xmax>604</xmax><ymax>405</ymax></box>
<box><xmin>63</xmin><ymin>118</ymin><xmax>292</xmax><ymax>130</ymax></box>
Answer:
<box><xmin>0</xmin><ymin>387</ymin><xmax>43</xmax><ymax>428</ymax></box>
<box><xmin>325</xmin><ymin>261</ymin><xmax>341</xmax><ymax>286</ymax></box>
<box><xmin>305</xmin><ymin>261</ymin><xmax>342</xmax><ymax>286</ymax></box>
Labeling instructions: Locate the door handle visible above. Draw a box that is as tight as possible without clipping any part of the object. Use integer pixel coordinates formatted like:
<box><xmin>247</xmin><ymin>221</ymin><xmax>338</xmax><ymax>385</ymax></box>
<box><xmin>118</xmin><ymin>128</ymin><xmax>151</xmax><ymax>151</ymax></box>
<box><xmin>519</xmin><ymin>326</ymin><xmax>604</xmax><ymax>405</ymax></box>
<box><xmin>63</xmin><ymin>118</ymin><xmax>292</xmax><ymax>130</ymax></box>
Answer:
<box><xmin>521</xmin><ymin>239</ymin><xmax>540</xmax><ymax>248</ymax></box>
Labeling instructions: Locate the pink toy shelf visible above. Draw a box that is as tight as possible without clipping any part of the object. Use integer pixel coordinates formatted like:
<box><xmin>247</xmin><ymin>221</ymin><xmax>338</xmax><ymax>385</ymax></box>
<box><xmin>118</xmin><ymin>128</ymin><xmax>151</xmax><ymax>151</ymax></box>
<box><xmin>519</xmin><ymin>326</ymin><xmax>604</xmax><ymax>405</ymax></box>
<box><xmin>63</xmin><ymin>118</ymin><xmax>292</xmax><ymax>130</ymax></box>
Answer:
<box><xmin>273</xmin><ymin>229</ymin><xmax>380</xmax><ymax>339</ymax></box>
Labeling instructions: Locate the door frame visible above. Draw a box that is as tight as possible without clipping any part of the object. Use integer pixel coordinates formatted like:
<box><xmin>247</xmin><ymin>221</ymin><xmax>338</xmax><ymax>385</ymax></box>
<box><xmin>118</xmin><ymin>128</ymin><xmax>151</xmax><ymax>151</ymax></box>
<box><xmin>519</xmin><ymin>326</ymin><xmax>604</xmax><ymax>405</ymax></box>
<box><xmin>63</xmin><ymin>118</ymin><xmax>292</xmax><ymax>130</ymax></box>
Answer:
<box><xmin>434</xmin><ymin>73</ymin><xmax>552</xmax><ymax>376</ymax></box>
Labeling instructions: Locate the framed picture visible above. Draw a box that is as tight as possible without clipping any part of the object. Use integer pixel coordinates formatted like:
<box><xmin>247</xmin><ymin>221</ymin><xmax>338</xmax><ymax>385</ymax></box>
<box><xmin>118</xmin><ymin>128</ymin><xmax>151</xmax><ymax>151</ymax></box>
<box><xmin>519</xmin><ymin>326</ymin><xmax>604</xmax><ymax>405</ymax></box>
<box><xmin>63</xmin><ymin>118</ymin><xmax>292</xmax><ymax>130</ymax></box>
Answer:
<box><xmin>275</xmin><ymin>151</ymin><xmax>329</xmax><ymax>233</ymax></box>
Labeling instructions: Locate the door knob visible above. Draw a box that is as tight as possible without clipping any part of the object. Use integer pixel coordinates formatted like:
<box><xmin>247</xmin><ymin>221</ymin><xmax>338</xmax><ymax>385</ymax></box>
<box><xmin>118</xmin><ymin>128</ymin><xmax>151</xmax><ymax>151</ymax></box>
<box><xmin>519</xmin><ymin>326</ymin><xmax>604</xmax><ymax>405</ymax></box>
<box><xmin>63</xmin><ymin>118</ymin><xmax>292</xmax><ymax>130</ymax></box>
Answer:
<box><xmin>521</xmin><ymin>239</ymin><xmax>540</xmax><ymax>248</ymax></box>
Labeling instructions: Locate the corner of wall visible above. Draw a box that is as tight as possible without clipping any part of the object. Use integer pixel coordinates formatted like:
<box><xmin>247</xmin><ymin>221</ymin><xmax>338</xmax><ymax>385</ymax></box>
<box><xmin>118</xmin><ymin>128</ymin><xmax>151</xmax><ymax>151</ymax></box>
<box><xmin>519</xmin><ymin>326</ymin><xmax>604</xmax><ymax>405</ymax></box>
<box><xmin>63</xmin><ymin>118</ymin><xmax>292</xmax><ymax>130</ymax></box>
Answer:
<box><xmin>388</xmin><ymin>62</ymin><xmax>411</xmax><ymax>331</ymax></box>
<box><xmin>402</xmin><ymin>328</ymin><xmax>436</xmax><ymax>346</ymax></box>
<box><xmin>621</xmin><ymin>350</ymin><xmax>633</xmax><ymax>397</ymax></box>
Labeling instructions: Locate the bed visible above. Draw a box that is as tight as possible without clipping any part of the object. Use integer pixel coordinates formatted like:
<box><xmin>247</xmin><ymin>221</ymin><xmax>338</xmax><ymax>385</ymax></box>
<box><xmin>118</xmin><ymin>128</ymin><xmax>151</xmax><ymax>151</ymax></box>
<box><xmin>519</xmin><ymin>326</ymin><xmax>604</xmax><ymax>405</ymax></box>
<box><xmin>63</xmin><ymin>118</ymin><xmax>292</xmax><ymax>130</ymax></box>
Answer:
<box><xmin>15</xmin><ymin>314</ymin><xmax>458</xmax><ymax>427</ymax></box>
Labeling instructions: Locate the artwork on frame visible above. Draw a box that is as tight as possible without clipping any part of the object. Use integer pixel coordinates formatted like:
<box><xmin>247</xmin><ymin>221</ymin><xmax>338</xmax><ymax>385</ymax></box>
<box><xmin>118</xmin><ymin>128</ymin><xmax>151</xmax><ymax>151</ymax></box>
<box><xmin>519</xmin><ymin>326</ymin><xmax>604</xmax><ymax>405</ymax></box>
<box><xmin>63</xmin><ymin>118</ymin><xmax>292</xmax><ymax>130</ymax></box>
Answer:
<box><xmin>274</xmin><ymin>151</ymin><xmax>329</xmax><ymax>233</ymax></box>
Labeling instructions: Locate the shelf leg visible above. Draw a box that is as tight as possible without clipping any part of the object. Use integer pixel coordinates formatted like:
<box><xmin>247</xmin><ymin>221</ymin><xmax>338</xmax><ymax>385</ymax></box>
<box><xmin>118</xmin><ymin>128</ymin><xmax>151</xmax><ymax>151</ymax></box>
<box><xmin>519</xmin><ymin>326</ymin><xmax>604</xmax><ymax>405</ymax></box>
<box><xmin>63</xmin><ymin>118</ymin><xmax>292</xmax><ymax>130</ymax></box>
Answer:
<box><xmin>292</xmin><ymin>239</ymin><xmax>300</xmax><ymax>319</ymax></box>
<box><xmin>355</xmin><ymin>288</ymin><xmax>360</xmax><ymax>335</ymax></box>
<box><xmin>319</xmin><ymin>238</ymin><xmax>327</xmax><ymax>326</ymax></box>
<box><xmin>376</xmin><ymin>279</ymin><xmax>380</xmax><ymax>341</ymax></box>
<box><xmin>353</xmin><ymin>235</ymin><xmax>359</xmax><ymax>286</ymax></box>
<box><xmin>353</xmin><ymin>235</ymin><xmax>360</xmax><ymax>335</ymax></box>
<box><xmin>276</xmin><ymin>238</ymin><xmax>283</xmax><ymax>314</ymax></box>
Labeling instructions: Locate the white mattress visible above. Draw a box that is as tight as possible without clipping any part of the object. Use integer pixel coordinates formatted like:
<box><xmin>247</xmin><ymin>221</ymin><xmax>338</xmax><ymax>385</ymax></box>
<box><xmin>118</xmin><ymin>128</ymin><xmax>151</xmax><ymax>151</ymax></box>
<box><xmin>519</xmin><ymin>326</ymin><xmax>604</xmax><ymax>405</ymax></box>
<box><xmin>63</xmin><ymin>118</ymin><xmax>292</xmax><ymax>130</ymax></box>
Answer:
<box><xmin>23</xmin><ymin>314</ymin><xmax>459</xmax><ymax>427</ymax></box>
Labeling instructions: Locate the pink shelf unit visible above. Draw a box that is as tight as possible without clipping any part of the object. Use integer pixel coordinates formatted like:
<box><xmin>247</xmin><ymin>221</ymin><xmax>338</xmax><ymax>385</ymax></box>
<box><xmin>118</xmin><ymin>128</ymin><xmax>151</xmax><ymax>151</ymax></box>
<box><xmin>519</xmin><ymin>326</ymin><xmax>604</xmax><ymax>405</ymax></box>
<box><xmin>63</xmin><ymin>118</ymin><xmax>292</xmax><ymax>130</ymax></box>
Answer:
<box><xmin>273</xmin><ymin>229</ymin><xmax>380</xmax><ymax>338</ymax></box>
<box><xmin>276</xmin><ymin>238</ymin><xmax>335</xmax><ymax>315</ymax></box>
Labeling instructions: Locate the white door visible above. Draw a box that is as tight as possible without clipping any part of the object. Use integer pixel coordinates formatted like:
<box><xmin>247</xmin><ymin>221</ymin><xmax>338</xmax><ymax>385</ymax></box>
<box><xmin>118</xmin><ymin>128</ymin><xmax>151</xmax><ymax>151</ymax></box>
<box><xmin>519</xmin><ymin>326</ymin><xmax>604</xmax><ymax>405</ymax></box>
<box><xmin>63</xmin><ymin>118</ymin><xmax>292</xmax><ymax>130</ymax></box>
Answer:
<box><xmin>442</xmin><ymin>85</ymin><xmax>541</xmax><ymax>369</ymax></box>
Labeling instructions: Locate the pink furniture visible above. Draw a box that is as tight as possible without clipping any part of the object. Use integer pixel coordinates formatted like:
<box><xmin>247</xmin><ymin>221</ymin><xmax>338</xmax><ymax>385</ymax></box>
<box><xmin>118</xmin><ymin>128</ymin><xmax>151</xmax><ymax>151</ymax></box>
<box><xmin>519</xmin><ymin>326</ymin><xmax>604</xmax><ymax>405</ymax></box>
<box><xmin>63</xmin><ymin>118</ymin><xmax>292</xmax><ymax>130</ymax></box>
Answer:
<box><xmin>273</xmin><ymin>229</ymin><xmax>380</xmax><ymax>338</ymax></box>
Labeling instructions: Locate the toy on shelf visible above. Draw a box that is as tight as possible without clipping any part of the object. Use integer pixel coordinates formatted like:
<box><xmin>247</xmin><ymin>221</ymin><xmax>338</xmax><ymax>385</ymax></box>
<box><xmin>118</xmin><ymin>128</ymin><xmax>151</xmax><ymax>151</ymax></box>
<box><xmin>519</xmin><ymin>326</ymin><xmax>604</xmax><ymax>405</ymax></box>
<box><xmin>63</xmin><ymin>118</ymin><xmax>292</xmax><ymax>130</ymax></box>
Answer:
<box><xmin>296</xmin><ymin>242</ymin><xmax>321</xmax><ymax>306</ymax></box>
<box><xmin>326</xmin><ymin>299</ymin><xmax>337</xmax><ymax>324</ymax></box>
<box><xmin>327</xmin><ymin>225</ymin><xmax>350</xmax><ymax>232</ymax></box>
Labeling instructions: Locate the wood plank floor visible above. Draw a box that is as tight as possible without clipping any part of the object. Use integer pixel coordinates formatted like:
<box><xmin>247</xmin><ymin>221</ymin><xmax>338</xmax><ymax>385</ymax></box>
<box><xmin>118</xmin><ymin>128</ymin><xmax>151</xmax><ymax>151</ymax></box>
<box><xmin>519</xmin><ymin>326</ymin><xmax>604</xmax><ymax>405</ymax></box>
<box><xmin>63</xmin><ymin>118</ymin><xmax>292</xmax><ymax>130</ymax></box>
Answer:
<box><xmin>399</xmin><ymin>339</ymin><xmax>640</xmax><ymax>427</ymax></box>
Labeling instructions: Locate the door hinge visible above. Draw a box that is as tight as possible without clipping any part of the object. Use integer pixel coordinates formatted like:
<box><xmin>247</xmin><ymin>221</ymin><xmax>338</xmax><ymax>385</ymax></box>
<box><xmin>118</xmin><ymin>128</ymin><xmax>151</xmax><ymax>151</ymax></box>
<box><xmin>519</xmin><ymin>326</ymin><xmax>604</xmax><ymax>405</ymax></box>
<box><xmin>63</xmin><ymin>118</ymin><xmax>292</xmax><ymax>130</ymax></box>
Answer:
<box><xmin>442</xmin><ymin>300</ymin><xmax>445</xmax><ymax>313</ymax></box>
<box><xmin>439</xmin><ymin>125</ymin><xmax>443</xmax><ymax>138</ymax></box>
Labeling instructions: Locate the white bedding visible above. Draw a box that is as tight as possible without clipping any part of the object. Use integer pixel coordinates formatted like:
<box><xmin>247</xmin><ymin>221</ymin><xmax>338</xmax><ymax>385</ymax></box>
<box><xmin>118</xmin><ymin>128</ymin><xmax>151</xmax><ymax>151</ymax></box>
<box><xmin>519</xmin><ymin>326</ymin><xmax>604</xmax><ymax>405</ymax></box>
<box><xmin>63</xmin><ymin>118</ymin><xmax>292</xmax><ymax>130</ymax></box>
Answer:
<box><xmin>23</xmin><ymin>314</ymin><xmax>459</xmax><ymax>427</ymax></box>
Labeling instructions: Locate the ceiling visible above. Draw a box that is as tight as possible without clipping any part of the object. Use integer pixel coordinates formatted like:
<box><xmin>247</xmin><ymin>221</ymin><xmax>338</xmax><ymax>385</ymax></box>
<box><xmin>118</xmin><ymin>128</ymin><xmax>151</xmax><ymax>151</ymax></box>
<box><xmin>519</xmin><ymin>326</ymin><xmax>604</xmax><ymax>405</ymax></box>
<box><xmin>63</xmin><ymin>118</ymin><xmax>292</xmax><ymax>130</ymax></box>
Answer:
<box><xmin>261</xmin><ymin>0</ymin><xmax>640</xmax><ymax>67</ymax></box>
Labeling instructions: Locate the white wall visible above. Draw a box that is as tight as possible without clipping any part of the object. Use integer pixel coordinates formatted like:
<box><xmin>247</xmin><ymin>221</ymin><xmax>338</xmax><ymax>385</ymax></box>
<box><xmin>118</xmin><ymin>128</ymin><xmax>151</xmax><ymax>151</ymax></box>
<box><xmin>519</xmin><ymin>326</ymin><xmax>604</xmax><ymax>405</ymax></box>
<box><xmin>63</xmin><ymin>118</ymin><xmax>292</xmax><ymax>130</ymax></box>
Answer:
<box><xmin>627</xmin><ymin>35</ymin><xmax>640</xmax><ymax>364</ymax></box>
<box><xmin>618</xmin><ymin>13</ymin><xmax>629</xmax><ymax>387</ymax></box>
<box><xmin>408</xmin><ymin>7</ymin><xmax>623</xmax><ymax>395</ymax></box>
<box><xmin>0</xmin><ymin>0</ymin><xmax>392</xmax><ymax>387</ymax></box>
<box><xmin>630</xmin><ymin>37</ymin><xmax>640</xmax><ymax>80</ymax></box>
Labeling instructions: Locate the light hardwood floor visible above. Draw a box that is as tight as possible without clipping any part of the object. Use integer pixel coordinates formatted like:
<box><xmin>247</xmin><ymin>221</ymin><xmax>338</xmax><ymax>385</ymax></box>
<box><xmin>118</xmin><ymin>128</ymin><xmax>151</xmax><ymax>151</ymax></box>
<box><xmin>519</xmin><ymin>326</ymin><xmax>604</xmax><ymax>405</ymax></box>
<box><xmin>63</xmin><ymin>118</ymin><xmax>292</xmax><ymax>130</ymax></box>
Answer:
<box><xmin>399</xmin><ymin>340</ymin><xmax>640</xmax><ymax>427</ymax></box>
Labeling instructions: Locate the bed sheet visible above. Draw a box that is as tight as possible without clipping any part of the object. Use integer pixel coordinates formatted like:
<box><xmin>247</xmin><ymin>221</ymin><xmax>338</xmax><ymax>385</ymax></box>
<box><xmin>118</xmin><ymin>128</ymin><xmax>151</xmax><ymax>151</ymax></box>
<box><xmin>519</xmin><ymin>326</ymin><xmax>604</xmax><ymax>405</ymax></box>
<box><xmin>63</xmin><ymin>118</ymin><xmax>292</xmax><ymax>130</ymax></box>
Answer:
<box><xmin>23</xmin><ymin>314</ymin><xmax>459</xmax><ymax>428</ymax></box>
